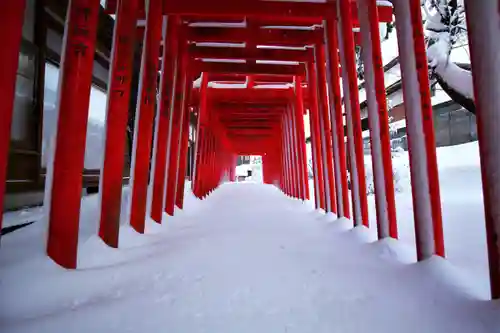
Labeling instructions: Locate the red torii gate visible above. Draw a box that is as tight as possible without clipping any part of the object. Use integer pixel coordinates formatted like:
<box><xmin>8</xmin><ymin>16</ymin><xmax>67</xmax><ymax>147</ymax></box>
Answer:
<box><xmin>1</xmin><ymin>0</ymin><xmax>500</xmax><ymax>300</ymax></box>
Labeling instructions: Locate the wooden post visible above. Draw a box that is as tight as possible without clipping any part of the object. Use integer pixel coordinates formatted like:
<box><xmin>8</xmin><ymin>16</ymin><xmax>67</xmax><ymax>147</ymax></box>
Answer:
<box><xmin>324</xmin><ymin>19</ymin><xmax>350</xmax><ymax>218</ymax></box>
<box><xmin>315</xmin><ymin>44</ymin><xmax>337</xmax><ymax>213</ymax></box>
<box><xmin>193</xmin><ymin>73</ymin><xmax>209</xmax><ymax>197</ymax></box>
<box><xmin>358</xmin><ymin>0</ymin><xmax>398</xmax><ymax>238</ymax></box>
<box><xmin>128</xmin><ymin>0</ymin><xmax>163</xmax><ymax>233</ymax></box>
<box><xmin>149</xmin><ymin>17</ymin><xmax>179</xmax><ymax>223</ymax></box>
<box><xmin>338</xmin><ymin>0</ymin><xmax>369</xmax><ymax>226</ymax></box>
<box><xmin>98</xmin><ymin>0</ymin><xmax>139</xmax><ymax>247</ymax></box>
<box><xmin>307</xmin><ymin>61</ymin><xmax>326</xmax><ymax>210</ymax></box>
<box><xmin>464</xmin><ymin>0</ymin><xmax>500</xmax><ymax>299</ymax></box>
<box><xmin>392</xmin><ymin>0</ymin><xmax>444</xmax><ymax>259</ymax></box>
<box><xmin>294</xmin><ymin>76</ymin><xmax>310</xmax><ymax>200</ymax></box>
<box><xmin>45</xmin><ymin>0</ymin><xmax>100</xmax><ymax>268</ymax></box>
<box><xmin>164</xmin><ymin>45</ymin><xmax>187</xmax><ymax>215</ymax></box>
<box><xmin>0</xmin><ymin>0</ymin><xmax>26</xmax><ymax>236</ymax></box>
<box><xmin>175</xmin><ymin>72</ymin><xmax>193</xmax><ymax>209</ymax></box>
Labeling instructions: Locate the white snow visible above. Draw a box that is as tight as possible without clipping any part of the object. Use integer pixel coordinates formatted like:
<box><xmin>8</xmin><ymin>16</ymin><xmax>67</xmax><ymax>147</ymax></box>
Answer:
<box><xmin>365</xmin><ymin>141</ymin><xmax>487</xmax><ymax>279</ymax></box>
<box><xmin>2</xmin><ymin>181</ymin><xmax>500</xmax><ymax>332</ymax></box>
<box><xmin>309</xmin><ymin>141</ymin><xmax>491</xmax><ymax>298</ymax></box>
<box><xmin>379</xmin><ymin>23</ymin><xmax>400</xmax><ymax>67</ymax></box>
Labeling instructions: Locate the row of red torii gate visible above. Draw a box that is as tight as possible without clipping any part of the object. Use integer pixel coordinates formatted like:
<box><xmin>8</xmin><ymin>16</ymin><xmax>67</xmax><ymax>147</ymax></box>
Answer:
<box><xmin>1</xmin><ymin>0</ymin><xmax>500</xmax><ymax>299</ymax></box>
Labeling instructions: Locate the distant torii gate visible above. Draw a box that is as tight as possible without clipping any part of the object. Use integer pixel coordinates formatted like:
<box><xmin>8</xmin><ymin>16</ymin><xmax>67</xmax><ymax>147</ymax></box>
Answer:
<box><xmin>1</xmin><ymin>0</ymin><xmax>500</xmax><ymax>300</ymax></box>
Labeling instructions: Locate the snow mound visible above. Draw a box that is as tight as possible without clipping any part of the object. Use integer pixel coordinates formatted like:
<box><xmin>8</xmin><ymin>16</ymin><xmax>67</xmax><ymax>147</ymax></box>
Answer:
<box><xmin>1</xmin><ymin>182</ymin><xmax>499</xmax><ymax>333</ymax></box>
<box><xmin>366</xmin><ymin>141</ymin><xmax>490</xmax><ymax>297</ymax></box>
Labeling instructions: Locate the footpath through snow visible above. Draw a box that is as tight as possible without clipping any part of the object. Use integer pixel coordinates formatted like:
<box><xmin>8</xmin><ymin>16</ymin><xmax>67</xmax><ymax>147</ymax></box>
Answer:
<box><xmin>1</xmin><ymin>182</ymin><xmax>499</xmax><ymax>332</ymax></box>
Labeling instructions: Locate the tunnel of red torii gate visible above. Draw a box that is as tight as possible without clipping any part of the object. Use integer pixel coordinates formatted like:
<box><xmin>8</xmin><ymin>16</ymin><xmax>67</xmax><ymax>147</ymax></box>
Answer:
<box><xmin>2</xmin><ymin>0</ymin><xmax>500</xmax><ymax>299</ymax></box>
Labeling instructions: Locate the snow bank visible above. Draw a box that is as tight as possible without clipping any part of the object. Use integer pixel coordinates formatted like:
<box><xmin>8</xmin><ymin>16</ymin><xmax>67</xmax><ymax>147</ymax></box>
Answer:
<box><xmin>307</xmin><ymin>141</ymin><xmax>490</xmax><ymax>297</ymax></box>
<box><xmin>1</xmin><ymin>182</ymin><xmax>499</xmax><ymax>333</ymax></box>
<box><xmin>366</xmin><ymin>141</ymin><xmax>490</xmax><ymax>297</ymax></box>
<box><xmin>0</xmin><ymin>186</ymin><xmax>131</xmax><ymax>269</ymax></box>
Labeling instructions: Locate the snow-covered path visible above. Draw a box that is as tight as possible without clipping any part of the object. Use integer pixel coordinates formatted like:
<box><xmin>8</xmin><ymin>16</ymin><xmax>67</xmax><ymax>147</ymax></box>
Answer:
<box><xmin>1</xmin><ymin>183</ymin><xmax>499</xmax><ymax>333</ymax></box>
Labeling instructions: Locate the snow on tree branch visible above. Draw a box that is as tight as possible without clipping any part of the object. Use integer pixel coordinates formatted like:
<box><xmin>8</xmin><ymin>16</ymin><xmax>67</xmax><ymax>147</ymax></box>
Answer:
<box><xmin>423</xmin><ymin>0</ymin><xmax>475</xmax><ymax>109</ymax></box>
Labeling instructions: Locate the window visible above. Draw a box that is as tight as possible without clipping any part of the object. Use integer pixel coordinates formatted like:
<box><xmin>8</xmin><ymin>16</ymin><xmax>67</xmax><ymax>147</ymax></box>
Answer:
<box><xmin>10</xmin><ymin>39</ymin><xmax>38</xmax><ymax>150</ymax></box>
<box><xmin>42</xmin><ymin>63</ymin><xmax>107</xmax><ymax>170</ymax></box>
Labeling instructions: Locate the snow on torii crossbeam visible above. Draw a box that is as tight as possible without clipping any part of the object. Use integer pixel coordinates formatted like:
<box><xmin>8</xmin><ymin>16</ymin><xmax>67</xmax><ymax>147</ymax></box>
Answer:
<box><xmin>2</xmin><ymin>0</ymin><xmax>500</xmax><ymax>301</ymax></box>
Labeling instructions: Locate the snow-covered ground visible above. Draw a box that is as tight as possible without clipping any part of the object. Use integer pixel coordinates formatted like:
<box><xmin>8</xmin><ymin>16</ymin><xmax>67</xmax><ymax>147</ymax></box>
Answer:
<box><xmin>309</xmin><ymin>141</ymin><xmax>490</xmax><ymax>298</ymax></box>
<box><xmin>1</xmin><ymin>181</ymin><xmax>499</xmax><ymax>333</ymax></box>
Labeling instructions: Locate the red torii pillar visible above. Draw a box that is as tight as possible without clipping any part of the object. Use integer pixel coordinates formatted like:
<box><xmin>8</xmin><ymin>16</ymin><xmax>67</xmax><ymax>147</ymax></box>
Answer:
<box><xmin>294</xmin><ymin>76</ymin><xmax>310</xmax><ymax>200</ymax></box>
<box><xmin>204</xmin><ymin>132</ymin><xmax>214</xmax><ymax>196</ymax></box>
<box><xmin>393</xmin><ymin>0</ymin><xmax>444</xmax><ymax>259</ymax></box>
<box><xmin>307</xmin><ymin>61</ymin><xmax>326</xmax><ymax>210</ymax></box>
<box><xmin>213</xmin><ymin>134</ymin><xmax>223</xmax><ymax>189</ymax></box>
<box><xmin>292</xmin><ymin>103</ymin><xmax>305</xmax><ymax>200</ymax></box>
<box><xmin>202</xmin><ymin>132</ymin><xmax>210</xmax><ymax>196</ymax></box>
<box><xmin>284</xmin><ymin>109</ymin><xmax>293</xmax><ymax>196</ymax></box>
<box><xmin>263</xmin><ymin>153</ymin><xmax>271</xmax><ymax>184</ymax></box>
<box><xmin>324</xmin><ymin>19</ymin><xmax>350</xmax><ymax>218</ymax></box>
<box><xmin>280</xmin><ymin>125</ymin><xmax>290</xmax><ymax>195</ymax></box>
<box><xmin>149</xmin><ymin>17</ymin><xmax>179</xmax><ymax>223</ymax></box>
<box><xmin>284</xmin><ymin>109</ymin><xmax>294</xmax><ymax>197</ymax></box>
<box><xmin>194</xmin><ymin>133</ymin><xmax>206</xmax><ymax>197</ymax></box>
<box><xmin>175</xmin><ymin>75</ymin><xmax>193</xmax><ymax>209</ymax></box>
<box><xmin>289</xmin><ymin>104</ymin><xmax>305</xmax><ymax>200</ymax></box>
<box><xmin>45</xmin><ymin>0</ymin><xmax>100</xmax><ymax>268</ymax></box>
<box><xmin>315</xmin><ymin>43</ymin><xmax>337</xmax><ymax>213</ymax></box>
<box><xmin>464</xmin><ymin>0</ymin><xmax>500</xmax><ymax>299</ymax></box>
<box><xmin>277</xmin><ymin>128</ymin><xmax>285</xmax><ymax>192</ymax></box>
<box><xmin>193</xmin><ymin>73</ymin><xmax>209</xmax><ymax>198</ymax></box>
<box><xmin>0</xmin><ymin>1</ymin><xmax>25</xmax><ymax>235</ymax></box>
<box><xmin>165</xmin><ymin>42</ymin><xmax>188</xmax><ymax>215</ymax></box>
<box><xmin>409</xmin><ymin>0</ymin><xmax>444</xmax><ymax>257</ymax></box>
<box><xmin>276</xmin><ymin>142</ymin><xmax>283</xmax><ymax>190</ymax></box>
<box><xmin>283</xmin><ymin>110</ymin><xmax>297</xmax><ymax>197</ymax></box>
<box><xmin>98</xmin><ymin>0</ymin><xmax>139</xmax><ymax>248</ymax></box>
<box><xmin>211</xmin><ymin>134</ymin><xmax>218</xmax><ymax>192</ymax></box>
<box><xmin>358</xmin><ymin>0</ymin><xmax>398</xmax><ymax>239</ymax></box>
<box><xmin>203</xmin><ymin>126</ymin><xmax>214</xmax><ymax>197</ymax></box>
<box><xmin>210</xmin><ymin>137</ymin><xmax>216</xmax><ymax>192</ymax></box>
<box><xmin>211</xmin><ymin>134</ymin><xmax>217</xmax><ymax>193</ymax></box>
<box><xmin>291</xmin><ymin>105</ymin><xmax>304</xmax><ymax>199</ymax></box>
<box><xmin>215</xmin><ymin>118</ymin><xmax>232</xmax><ymax>184</ymax></box>
<box><xmin>337</xmin><ymin>0</ymin><xmax>369</xmax><ymax>227</ymax></box>
<box><xmin>129</xmin><ymin>0</ymin><xmax>162</xmax><ymax>234</ymax></box>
